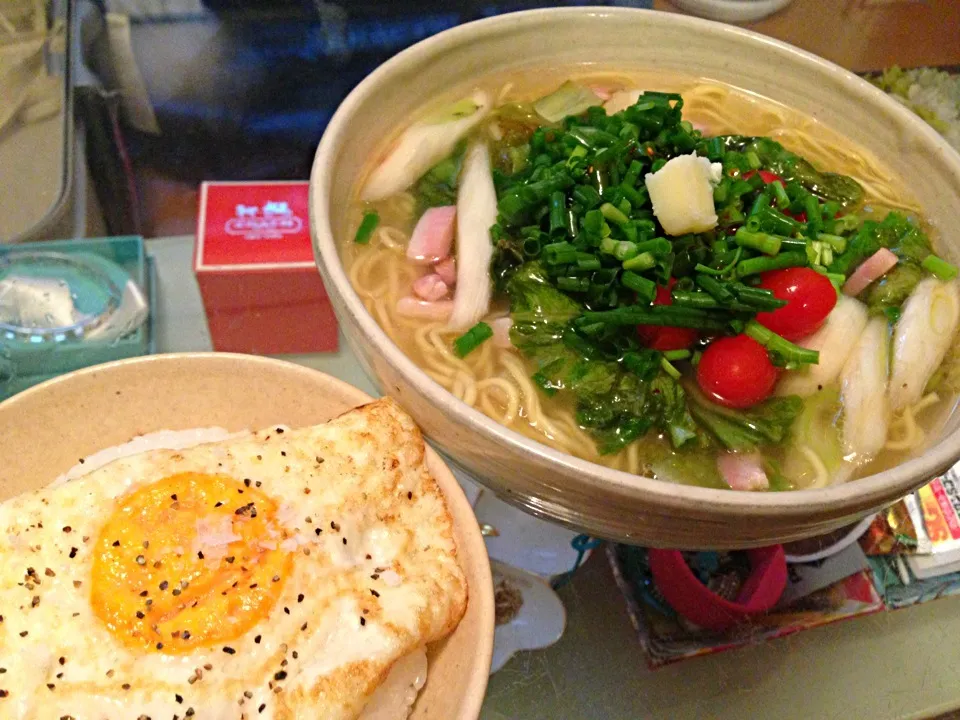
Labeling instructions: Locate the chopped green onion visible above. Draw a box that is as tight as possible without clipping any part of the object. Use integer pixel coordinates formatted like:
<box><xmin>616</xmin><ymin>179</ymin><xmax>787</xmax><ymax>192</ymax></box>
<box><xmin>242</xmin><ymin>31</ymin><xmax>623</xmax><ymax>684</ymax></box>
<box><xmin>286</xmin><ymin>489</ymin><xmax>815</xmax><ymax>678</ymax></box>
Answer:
<box><xmin>736</xmin><ymin>251</ymin><xmax>807</xmax><ymax>277</ymax></box>
<box><xmin>453</xmin><ymin>322</ymin><xmax>494</xmax><ymax>358</ymax></box>
<box><xmin>695</xmin><ymin>274</ymin><xmax>736</xmax><ymax>304</ymax></box>
<box><xmin>354</xmin><ymin>211</ymin><xmax>380</xmax><ymax>244</ymax></box>
<box><xmin>695</xmin><ymin>248</ymin><xmax>742</xmax><ymax>276</ymax></box>
<box><xmin>580</xmin><ymin>305</ymin><xmax>729</xmax><ymax>331</ymax></box>
<box><xmin>600</xmin><ymin>202</ymin><xmax>630</xmax><ymax>226</ymax></box>
<box><xmin>549</xmin><ymin>191</ymin><xmax>568</xmax><ymax>236</ymax></box>
<box><xmin>576</xmin><ymin>256</ymin><xmax>602</xmax><ymax>271</ymax></box>
<box><xmin>770</xmin><ymin>180</ymin><xmax>790</xmax><ymax>209</ymax></box>
<box><xmin>744</xmin><ymin>320</ymin><xmax>819</xmax><ymax>365</ymax></box>
<box><xmin>745</xmin><ymin>151</ymin><xmax>762</xmax><ymax>170</ymax></box>
<box><xmin>663</xmin><ymin>349</ymin><xmax>691</xmax><ymax>361</ymax></box>
<box><xmin>734</xmin><ymin>228</ymin><xmax>782</xmax><ymax>256</ymax></box>
<box><xmin>660</xmin><ymin>357</ymin><xmax>682</xmax><ymax>380</ymax></box>
<box><xmin>623</xmin><ymin>252</ymin><xmax>656</xmax><ymax>272</ymax></box>
<box><xmin>557</xmin><ymin>276</ymin><xmax>591</xmax><ymax>292</ymax></box>
<box><xmin>621</xmin><ymin>271</ymin><xmax>656</xmax><ymax>301</ymax></box>
<box><xmin>817</xmin><ymin>233</ymin><xmax>847</xmax><ymax>253</ymax></box>
<box><xmin>922</xmin><ymin>254</ymin><xmax>959</xmax><ymax>281</ymax></box>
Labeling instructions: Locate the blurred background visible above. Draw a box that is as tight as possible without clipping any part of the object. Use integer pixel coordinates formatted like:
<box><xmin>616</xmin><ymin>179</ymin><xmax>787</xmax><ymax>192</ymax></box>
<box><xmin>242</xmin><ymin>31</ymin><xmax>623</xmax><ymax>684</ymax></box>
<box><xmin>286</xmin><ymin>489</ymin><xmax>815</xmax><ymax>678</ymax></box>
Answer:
<box><xmin>1</xmin><ymin>0</ymin><xmax>958</xmax><ymax>244</ymax></box>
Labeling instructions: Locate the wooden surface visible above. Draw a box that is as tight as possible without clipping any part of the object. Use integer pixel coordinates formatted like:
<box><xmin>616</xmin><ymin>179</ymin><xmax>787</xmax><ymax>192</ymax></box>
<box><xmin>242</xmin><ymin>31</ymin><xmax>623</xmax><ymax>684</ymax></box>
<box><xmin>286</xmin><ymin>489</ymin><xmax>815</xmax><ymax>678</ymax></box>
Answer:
<box><xmin>655</xmin><ymin>0</ymin><xmax>960</xmax><ymax>72</ymax></box>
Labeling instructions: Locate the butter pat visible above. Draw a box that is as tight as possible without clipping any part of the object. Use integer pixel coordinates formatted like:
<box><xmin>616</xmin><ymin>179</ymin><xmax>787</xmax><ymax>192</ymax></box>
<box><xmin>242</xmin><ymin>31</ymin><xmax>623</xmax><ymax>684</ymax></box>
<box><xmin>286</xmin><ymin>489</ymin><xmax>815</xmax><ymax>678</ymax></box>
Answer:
<box><xmin>644</xmin><ymin>153</ymin><xmax>722</xmax><ymax>236</ymax></box>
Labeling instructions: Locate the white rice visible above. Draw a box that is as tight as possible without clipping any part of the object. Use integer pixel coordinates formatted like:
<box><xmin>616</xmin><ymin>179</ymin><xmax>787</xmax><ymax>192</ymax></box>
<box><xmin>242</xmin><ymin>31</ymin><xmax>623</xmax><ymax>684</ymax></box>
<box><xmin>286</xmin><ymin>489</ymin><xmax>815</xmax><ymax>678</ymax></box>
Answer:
<box><xmin>872</xmin><ymin>67</ymin><xmax>960</xmax><ymax>151</ymax></box>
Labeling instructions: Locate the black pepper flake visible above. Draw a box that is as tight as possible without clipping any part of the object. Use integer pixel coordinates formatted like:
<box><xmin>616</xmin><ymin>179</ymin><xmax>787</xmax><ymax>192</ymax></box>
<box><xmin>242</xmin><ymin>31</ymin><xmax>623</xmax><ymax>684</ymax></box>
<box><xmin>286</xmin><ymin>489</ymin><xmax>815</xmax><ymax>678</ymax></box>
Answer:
<box><xmin>281</xmin><ymin>451</ymin><xmax>286</xmax><ymax>456</ymax></box>
<box><xmin>214</xmin><ymin>501</ymin><xmax>223</xmax><ymax>508</ymax></box>
<box><xmin>360</xmin><ymin>616</ymin><xmax>366</xmax><ymax>626</ymax></box>
<box><xmin>62</xmin><ymin>526</ymin><xmax>71</xmax><ymax>533</ymax></box>
<box><xmin>255</xmin><ymin>481</ymin><xmax>262</xmax><ymax>487</ymax></box>
<box><xmin>182</xmin><ymin>631</ymin><xmax>192</xmax><ymax>640</ymax></box>
<box><xmin>46</xmin><ymin>683</ymin><xmax>55</xmax><ymax>690</ymax></box>
<box><xmin>112</xmin><ymin>540</ymin><xmax>120</xmax><ymax>547</ymax></box>
<box><xmin>19</xmin><ymin>631</ymin><xmax>28</xmax><ymax>637</ymax></box>
<box><xmin>315</xmin><ymin>528</ymin><xmax>322</xmax><ymax>536</ymax></box>
<box><xmin>173</xmin><ymin>588</ymin><xmax>181</xmax><ymax>596</ymax></box>
<box><xmin>143</xmin><ymin>540</ymin><xmax>150</xmax><ymax>549</ymax></box>
<box><xmin>274</xmin><ymin>671</ymin><xmax>287</xmax><ymax>681</ymax></box>
<box><xmin>153</xmin><ymin>561</ymin><xmax>162</xmax><ymax>569</ymax></box>
<box><xmin>284</xmin><ymin>607</ymin><xmax>290</xmax><ymax>615</ymax></box>
<box><xmin>31</xmin><ymin>596</ymin><xmax>39</xmax><ymax>608</ymax></box>
<box><xmin>330</xmin><ymin>521</ymin><xmax>340</xmax><ymax>531</ymax></box>
<box><xmin>226</xmin><ymin>556</ymin><xmax>235</xmax><ymax>564</ymax></box>
<box><xmin>292</xmin><ymin>651</ymin><xmax>298</xmax><ymax>659</ymax></box>
<box><xmin>0</xmin><ymin>690</ymin><xmax>7</xmax><ymax>697</ymax></box>
<box><xmin>58</xmin><ymin>657</ymin><xmax>65</xmax><ymax>665</ymax></box>
<box><xmin>276</xmin><ymin>427</ymin><xmax>284</xmax><ymax>434</ymax></box>
<box><xmin>370</xmin><ymin>589</ymin><xmax>380</xmax><ymax>598</ymax></box>
<box><xmin>272</xmin><ymin>575</ymin><xmax>280</xmax><ymax>583</ymax></box>
<box><xmin>371</xmin><ymin>574</ymin><xmax>379</xmax><ymax>580</ymax></box>
<box><xmin>156</xmin><ymin>642</ymin><xmax>164</xmax><ymax>650</ymax></box>
<box><xmin>171</xmin><ymin>494</ymin><xmax>178</xmax><ymax>501</ymax></box>
<box><xmin>160</xmin><ymin>581</ymin><xmax>169</xmax><ymax>591</ymax></box>
<box><xmin>259</xmin><ymin>704</ymin><xmax>266</xmax><ymax>713</ymax></box>
<box><xmin>68</xmin><ymin>547</ymin><xmax>78</xmax><ymax>559</ymax></box>
<box><xmin>198</xmin><ymin>551</ymin><xmax>205</xmax><ymax>560</ymax></box>
<box><xmin>78</xmin><ymin>458</ymin><xmax>85</xmax><ymax>464</ymax></box>
<box><xmin>44</xmin><ymin>568</ymin><xmax>55</xmax><ymax>577</ymax></box>
<box><xmin>256</xmin><ymin>455</ymin><xmax>262</xmax><ymax>460</ymax></box>
<box><xmin>223</xmin><ymin>646</ymin><xmax>236</xmax><ymax>654</ymax></box>
<box><xmin>186</xmin><ymin>709</ymin><xmax>195</xmax><ymax>717</ymax></box>
<box><xmin>122</xmin><ymin>683</ymin><xmax>131</xmax><ymax>690</ymax></box>
<box><xmin>365</xmin><ymin>554</ymin><xmax>372</xmax><ymax>560</ymax></box>
<box><xmin>139</xmin><ymin>590</ymin><xmax>148</xmax><ymax>597</ymax></box>
<box><xmin>254</xmin><ymin>635</ymin><xmax>262</xmax><ymax>644</ymax></box>
<box><xmin>135</xmin><ymin>555</ymin><xmax>145</xmax><ymax>565</ymax></box>
<box><xmin>407</xmin><ymin>491</ymin><xmax>413</xmax><ymax>500</ymax></box>
<box><xmin>300</xmin><ymin>622</ymin><xmax>308</xmax><ymax>631</ymax></box>
<box><xmin>175</xmin><ymin>694</ymin><xmax>183</xmax><ymax>704</ymax></box>
<box><xmin>234</xmin><ymin>503</ymin><xmax>257</xmax><ymax>518</ymax></box>
<box><xmin>243</xmin><ymin>478</ymin><xmax>251</xmax><ymax>487</ymax></box>
<box><xmin>297</xmin><ymin>593</ymin><xmax>304</xmax><ymax>603</ymax></box>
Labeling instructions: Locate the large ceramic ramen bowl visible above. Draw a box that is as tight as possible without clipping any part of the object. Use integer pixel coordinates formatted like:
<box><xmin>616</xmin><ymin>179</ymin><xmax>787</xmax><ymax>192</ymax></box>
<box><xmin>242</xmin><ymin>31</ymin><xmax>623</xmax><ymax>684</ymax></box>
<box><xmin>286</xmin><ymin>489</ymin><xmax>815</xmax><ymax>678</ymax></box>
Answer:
<box><xmin>310</xmin><ymin>8</ymin><xmax>960</xmax><ymax>548</ymax></box>
<box><xmin>0</xmin><ymin>353</ymin><xmax>493</xmax><ymax>719</ymax></box>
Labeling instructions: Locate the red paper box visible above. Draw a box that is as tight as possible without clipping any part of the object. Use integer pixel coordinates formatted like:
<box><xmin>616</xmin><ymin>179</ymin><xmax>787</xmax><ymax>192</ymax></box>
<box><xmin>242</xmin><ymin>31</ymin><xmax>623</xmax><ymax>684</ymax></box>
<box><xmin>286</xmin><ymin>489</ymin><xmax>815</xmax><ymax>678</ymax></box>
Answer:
<box><xmin>194</xmin><ymin>181</ymin><xmax>338</xmax><ymax>354</ymax></box>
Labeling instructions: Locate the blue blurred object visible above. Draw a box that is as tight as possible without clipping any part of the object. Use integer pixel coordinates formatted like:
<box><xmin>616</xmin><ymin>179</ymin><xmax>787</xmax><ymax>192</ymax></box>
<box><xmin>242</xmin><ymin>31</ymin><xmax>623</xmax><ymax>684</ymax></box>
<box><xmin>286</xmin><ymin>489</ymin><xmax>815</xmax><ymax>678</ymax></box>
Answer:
<box><xmin>106</xmin><ymin>1</ymin><xmax>652</xmax><ymax>185</ymax></box>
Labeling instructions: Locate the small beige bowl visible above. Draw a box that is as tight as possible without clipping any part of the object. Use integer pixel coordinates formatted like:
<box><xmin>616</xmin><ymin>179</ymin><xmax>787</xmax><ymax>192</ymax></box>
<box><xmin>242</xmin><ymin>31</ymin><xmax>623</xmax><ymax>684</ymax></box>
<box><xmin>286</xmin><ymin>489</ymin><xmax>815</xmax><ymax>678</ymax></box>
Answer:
<box><xmin>0</xmin><ymin>353</ymin><xmax>493</xmax><ymax>720</ymax></box>
<box><xmin>310</xmin><ymin>7</ymin><xmax>960</xmax><ymax>548</ymax></box>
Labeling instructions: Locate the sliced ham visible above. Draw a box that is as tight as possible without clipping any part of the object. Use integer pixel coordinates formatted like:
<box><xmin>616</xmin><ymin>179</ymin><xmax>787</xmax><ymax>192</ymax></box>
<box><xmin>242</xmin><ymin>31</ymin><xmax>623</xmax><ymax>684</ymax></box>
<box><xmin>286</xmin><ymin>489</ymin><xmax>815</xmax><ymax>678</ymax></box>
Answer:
<box><xmin>396</xmin><ymin>297</ymin><xmax>454</xmax><ymax>321</ymax></box>
<box><xmin>407</xmin><ymin>206</ymin><xmax>456</xmax><ymax>265</ymax></box>
<box><xmin>412</xmin><ymin>274</ymin><xmax>449</xmax><ymax>302</ymax></box>
<box><xmin>842</xmin><ymin>248</ymin><xmax>898</xmax><ymax>297</ymax></box>
<box><xmin>717</xmin><ymin>452</ymin><xmax>769</xmax><ymax>491</ymax></box>
<box><xmin>434</xmin><ymin>257</ymin><xmax>457</xmax><ymax>286</ymax></box>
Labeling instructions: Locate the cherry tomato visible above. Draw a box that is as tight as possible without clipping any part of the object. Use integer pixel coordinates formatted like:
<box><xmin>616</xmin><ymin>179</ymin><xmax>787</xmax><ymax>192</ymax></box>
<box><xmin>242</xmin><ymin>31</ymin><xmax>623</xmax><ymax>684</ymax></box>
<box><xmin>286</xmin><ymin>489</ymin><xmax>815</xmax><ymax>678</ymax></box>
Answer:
<box><xmin>755</xmin><ymin>267</ymin><xmax>837</xmax><ymax>341</ymax></box>
<box><xmin>696</xmin><ymin>335</ymin><xmax>778</xmax><ymax>409</ymax></box>
<box><xmin>743</xmin><ymin>169</ymin><xmax>784</xmax><ymax>186</ymax></box>
<box><xmin>637</xmin><ymin>283</ymin><xmax>699</xmax><ymax>351</ymax></box>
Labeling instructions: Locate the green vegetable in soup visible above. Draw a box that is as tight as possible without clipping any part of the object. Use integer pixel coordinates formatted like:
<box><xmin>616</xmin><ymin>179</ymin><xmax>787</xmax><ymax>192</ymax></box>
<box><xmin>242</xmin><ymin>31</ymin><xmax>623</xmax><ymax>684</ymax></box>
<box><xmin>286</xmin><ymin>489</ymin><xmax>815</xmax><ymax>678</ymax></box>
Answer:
<box><xmin>688</xmin><ymin>389</ymin><xmax>803</xmax><ymax>451</ymax></box>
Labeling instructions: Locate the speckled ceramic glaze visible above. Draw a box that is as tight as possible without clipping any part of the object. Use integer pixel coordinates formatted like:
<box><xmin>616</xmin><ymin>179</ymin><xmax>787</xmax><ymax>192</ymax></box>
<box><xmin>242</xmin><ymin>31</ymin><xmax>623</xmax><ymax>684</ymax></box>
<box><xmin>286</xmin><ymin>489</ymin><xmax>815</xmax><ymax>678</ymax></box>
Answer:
<box><xmin>0</xmin><ymin>353</ymin><xmax>493</xmax><ymax>720</ymax></box>
<box><xmin>310</xmin><ymin>8</ymin><xmax>960</xmax><ymax>548</ymax></box>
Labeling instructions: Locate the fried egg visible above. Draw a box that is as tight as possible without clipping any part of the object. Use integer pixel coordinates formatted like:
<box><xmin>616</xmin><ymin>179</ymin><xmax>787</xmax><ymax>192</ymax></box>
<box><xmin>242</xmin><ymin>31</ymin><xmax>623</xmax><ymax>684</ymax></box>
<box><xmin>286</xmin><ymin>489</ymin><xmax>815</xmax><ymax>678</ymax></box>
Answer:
<box><xmin>0</xmin><ymin>399</ymin><xmax>467</xmax><ymax>719</ymax></box>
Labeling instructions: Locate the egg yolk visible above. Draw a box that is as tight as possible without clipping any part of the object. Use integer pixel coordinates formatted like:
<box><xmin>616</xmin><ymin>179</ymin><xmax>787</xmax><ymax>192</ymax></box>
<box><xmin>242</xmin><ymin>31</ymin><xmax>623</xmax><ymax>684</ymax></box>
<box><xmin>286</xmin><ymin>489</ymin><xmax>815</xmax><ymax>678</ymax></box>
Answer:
<box><xmin>91</xmin><ymin>473</ymin><xmax>292</xmax><ymax>653</ymax></box>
